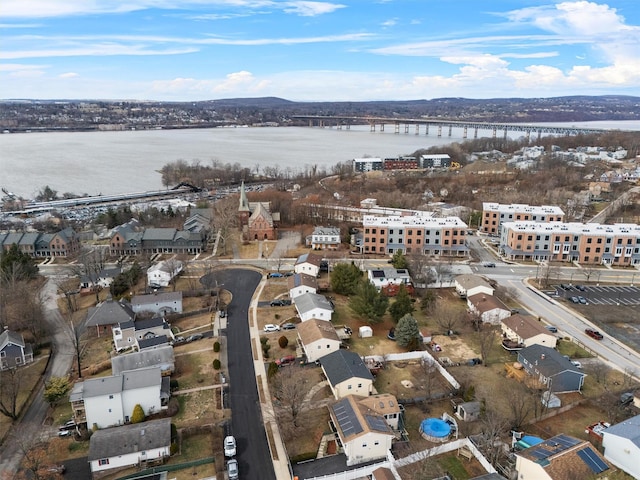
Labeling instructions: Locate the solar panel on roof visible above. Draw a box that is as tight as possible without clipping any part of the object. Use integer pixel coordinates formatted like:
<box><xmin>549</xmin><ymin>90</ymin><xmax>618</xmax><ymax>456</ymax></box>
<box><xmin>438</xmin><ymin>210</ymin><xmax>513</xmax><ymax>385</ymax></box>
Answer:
<box><xmin>333</xmin><ymin>400</ymin><xmax>363</xmax><ymax>437</ymax></box>
<box><xmin>577</xmin><ymin>447</ymin><xmax>609</xmax><ymax>474</ymax></box>
<box><xmin>554</xmin><ymin>434</ymin><xmax>580</xmax><ymax>448</ymax></box>
<box><xmin>364</xmin><ymin>415</ymin><xmax>388</xmax><ymax>432</ymax></box>
<box><xmin>529</xmin><ymin>448</ymin><xmax>550</xmax><ymax>460</ymax></box>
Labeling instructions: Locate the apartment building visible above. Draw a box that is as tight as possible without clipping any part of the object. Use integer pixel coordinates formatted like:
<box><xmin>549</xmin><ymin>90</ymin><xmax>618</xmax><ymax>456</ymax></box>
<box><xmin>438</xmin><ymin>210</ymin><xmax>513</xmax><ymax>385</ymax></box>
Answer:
<box><xmin>362</xmin><ymin>214</ymin><xmax>468</xmax><ymax>257</ymax></box>
<box><xmin>500</xmin><ymin>221</ymin><xmax>640</xmax><ymax>265</ymax></box>
<box><xmin>481</xmin><ymin>203</ymin><xmax>565</xmax><ymax>235</ymax></box>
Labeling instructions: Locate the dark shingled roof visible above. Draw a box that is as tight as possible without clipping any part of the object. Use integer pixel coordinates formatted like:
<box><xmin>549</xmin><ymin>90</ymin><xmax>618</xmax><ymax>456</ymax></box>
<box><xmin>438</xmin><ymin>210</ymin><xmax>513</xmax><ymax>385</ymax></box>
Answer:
<box><xmin>88</xmin><ymin>418</ymin><xmax>171</xmax><ymax>461</ymax></box>
<box><xmin>321</xmin><ymin>350</ymin><xmax>374</xmax><ymax>387</ymax></box>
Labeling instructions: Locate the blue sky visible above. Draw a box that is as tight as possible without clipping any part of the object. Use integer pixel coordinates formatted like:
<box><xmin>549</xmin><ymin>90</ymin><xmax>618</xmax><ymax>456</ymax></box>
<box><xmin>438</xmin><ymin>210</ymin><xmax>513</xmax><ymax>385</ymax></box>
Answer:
<box><xmin>1</xmin><ymin>0</ymin><xmax>639</xmax><ymax>101</ymax></box>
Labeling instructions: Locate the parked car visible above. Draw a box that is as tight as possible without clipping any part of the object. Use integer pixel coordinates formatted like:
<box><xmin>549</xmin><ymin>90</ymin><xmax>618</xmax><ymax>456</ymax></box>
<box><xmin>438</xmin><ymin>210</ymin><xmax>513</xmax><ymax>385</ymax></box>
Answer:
<box><xmin>570</xmin><ymin>296</ymin><xmax>580</xmax><ymax>303</ymax></box>
<box><xmin>560</xmin><ymin>284</ymin><xmax>572</xmax><ymax>290</ymax></box>
<box><xmin>275</xmin><ymin>355</ymin><xmax>297</xmax><ymax>367</ymax></box>
<box><xmin>227</xmin><ymin>459</ymin><xmax>239</xmax><ymax>480</ymax></box>
<box><xmin>576</xmin><ymin>285</ymin><xmax>586</xmax><ymax>291</ymax></box>
<box><xmin>284</xmin><ymin>271</ymin><xmax>294</xmax><ymax>277</ymax></box>
<box><xmin>173</xmin><ymin>336</ymin><xmax>186</xmax><ymax>344</ymax></box>
<box><xmin>57</xmin><ymin>430</ymin><xmax>72</xmax><ymax>437</ymax></box>
<box><xmin>267</xmin><ymin>272</ymin><xmax>284</xmax><ymax>278</ymax></box>
<box><xmin>545</xmin><ymin>325</ymin><xmax>558</xmax><ymax>333</ymax></box>
<box><xmin>585</xmin><ymin>328</ymin><xmax>604</xmax><ymax>340</ymax></box>
<box><xmin>282</xmin><ymin>322</ymin><xmax>296</xmax><ymax>330</ymax></box>
<box><xmin>224</xmin><ymin>435</ymin><xmax>236</xmax><ymax>457</ymax></box>
<box><xmin>270</xmin><ymin>299</ymin><xmax>285</xmax><ymax>307</ymax></box>
<box><xmin>58</xmin><ymin>420</ymin><xmax>76</xmax><ymax>432</ymax></box>
<box><xmin>186</xmin><ymin>333</ymin><xmax>204</xmax><ymax>343</ymax></box>
<box><xmin>571</xmin><ymin>360</ymin><xmax>583</xmax><ymax>369</ymax></box>
<box><xmin>577</xmin><ymin>296</ymin><xmax>588</xmax><ymax>304</ymax></box>
<box><xmin>264</xmin><ymin>324</ymin><xmax>280</xmax><ymax>332</ymax></box>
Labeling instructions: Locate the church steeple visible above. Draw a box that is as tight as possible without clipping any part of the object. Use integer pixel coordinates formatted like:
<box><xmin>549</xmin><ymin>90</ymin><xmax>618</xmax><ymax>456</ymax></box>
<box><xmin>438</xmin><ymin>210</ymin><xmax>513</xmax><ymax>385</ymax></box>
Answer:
<box><xmin>238</xmin><ymin>181</ymin><xmax>250</xmax><ymax>212</ymax></box>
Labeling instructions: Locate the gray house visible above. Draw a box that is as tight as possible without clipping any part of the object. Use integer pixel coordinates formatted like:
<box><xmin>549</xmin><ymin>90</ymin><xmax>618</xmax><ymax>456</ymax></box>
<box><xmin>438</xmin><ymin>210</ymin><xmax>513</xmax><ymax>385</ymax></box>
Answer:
<box><xmin>0</xmin><ymin>329</ymin><xmax>33</xmax><ymax>370</ymax></box>
<box><xmin>131</xmin><ymin>292</ymin><xmax>183</xmax><ymax>315</ymax></box>
<box><xmin>321</xmin><ymin>349</ymin><xmax>374</xmax><ymax>399</ymax></box>
<box><xmin>85</xmin><ymin>298</ymin><xmax>135</xmax><ymax>337</ymax></box>
<box><xmin>111</xmin><ymin>345</ymin><xmax>175</xmax><ymax>376</ymax></box>
<box><xmin>517</xmin><ymin>345</ymin><xmax>586</xmax><ymax>393</ymax></box>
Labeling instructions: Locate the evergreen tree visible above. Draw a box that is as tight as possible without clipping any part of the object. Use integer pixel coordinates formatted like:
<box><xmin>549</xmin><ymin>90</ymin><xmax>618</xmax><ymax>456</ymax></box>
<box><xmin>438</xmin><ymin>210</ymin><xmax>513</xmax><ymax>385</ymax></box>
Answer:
<box><xmin>389</xmin><ymin>284</ymin><xmax>415</xmax><ymax>322</ymax></box>
<box><xmin>0</xmin><ymin>243</ymin><xmax>39</xmax><ymax>280</ymax></box>
<box><xmin>349</xmin><ymin>280</ymin><xmax>388</xmax><ymax>324</ymax></box>
<box><xmin>395</xmin><ymin>314</ymin><xmax>420</xmax><ymax>349</ymax></box>
<box><xmin>390</xmin><ymin>250</ymin><xmax>408</xmax><ymax>269</ymax></box>
<box><xmin>330</xmin><ymin>262</ymin><xmax>362</xmax><ymax>296</ymax></box>
<box><xmin>131</xmin><ymin>404</ymin><xmax>145</xmax><ymax>423</ymax></box>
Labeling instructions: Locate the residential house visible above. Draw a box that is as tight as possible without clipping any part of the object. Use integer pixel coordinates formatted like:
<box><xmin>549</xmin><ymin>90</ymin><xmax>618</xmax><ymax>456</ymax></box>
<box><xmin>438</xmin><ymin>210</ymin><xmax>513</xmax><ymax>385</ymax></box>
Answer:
<box><xmin>357</xmin><ymin>393</ymin><xmax>403</xmax><ymax>430</ymax></box>
<box><xmin>0</xmin><ymin>329</ymin><xmax>33</xmax><ymax>370</ymax></box>
<box><xmin>141</xmin><ymin>228</ymin><xmax>204</xmax><ymax>255</ymax></box>
<box><xmin>131</xmin><ymin>292</ymin><xmax>183</xmax><ymax>315</ymax></box>
<box><xmin>502</xmin><ymin>314</ymin><xmax>558</xmax><ymax>349</ymax></box>
<box><xmin>515</xmin><ymin>433</ymin><xmax>611</xmax><ymax>480</ymax></box>
<box><xmin>602</xmin><ymin>414</ymin><xmax>640</xmax><ymax>479</ymax></box>
<box><xmin>147</xmin><ymin>260</ymin><xmax>183</xmax><ymax>287</ymax></box>
<box><xmin>296</xmin><ymin>319</ymin><xmax>341</xmax><ymax>363</ymax></box>
<box><xmin>288</xmin><ymin>273</ymin><xmax>318</xmax><ymax>301</ymax></box>
<box><xmin>294</xmin><ymin>252</ymin><xmax>323</xmax><ymax>277</ymax></box>
<box><xmin>455</xmin><ymin>274</ymin><xmax>494</xmax><ymax>298</ymax></box>
<box><xmin>467</xmin><ymin>293</ymin><xmax>511</xmax><ymax>325</ymax></box>
<box><xmin>113</xmin><ymin>317</ymin><xmax>174</xmax><ymax>352</ymax></box>
<box><xmin>108</xmin><ymin>220</ymin><xmax>143</xmax><ymax>256</ymax></box>
<box><xmin>367</xmin><ymin>268</ymin><xmax>412</xmax><ymax>290</ymax></box>
<box><xmin>321</xmin><ymin>349</ymin><xmax>374</xmax><ymax>400</ymax></box>
<box><xmin>137</xmin><ymin>335</ymin><xmax>170</xmax><ymax>351</ymax></box>
<box><xmin>111</xmin><ymin>345</ymin><xmax>175</xmax><ymax>377</ymax></box>
<box><xmin>85</xmin><ymin>298</ymin><xmax>135</xmax><ymax>337</ymax></box>
<box><xmin>183</xmin><ymin>207</ymin><xmax>212</xmax><ymax>234</ymax></box>
<box><xmin>307</xmin><ymin>226</ymin><xmax>341</xmax><ymax>250</ymax></box>
<box><xmin>237</xmin><ymin>181</ymin><xmax>279</xmax><ymax>240</ymax></box>
<box><xmin>80</xmin><ymin>267</ymin><xmax>121</xmax><ymax>291</ymax></box>
<box><xmin>88</xmin><ymin>418</ymin><xmax>171</xmax><ymax>475</ymax></box>
<box><xmin>328</xmin><ymin>395</ymin><xmax>395</xmax><ymax>466</ymax></box>
<box><xmin>518</xmin><ymin>345</ymin><xmax>586</xmax><ymax>393</ymax></box>
<box><xmin>0</xmin><ymin>228</ymin><xmax>80</xmax><ymax>258</ymax></box>
<box><xmin>294</xmin><ymin>292</ymin><xmax>334</xmax><ymax>322</ymax></box>
<box><xmin>70</xmin><ymin>367</ymin><xmax>168</xmax><ymax>429</ymax></box>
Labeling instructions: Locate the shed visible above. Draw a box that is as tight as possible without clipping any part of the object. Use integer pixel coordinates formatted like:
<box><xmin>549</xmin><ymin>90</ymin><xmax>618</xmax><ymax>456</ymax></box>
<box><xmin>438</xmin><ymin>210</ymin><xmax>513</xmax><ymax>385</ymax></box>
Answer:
<box><xmin>359</xmin><ymin>326</ymin><xmax>373</xmax><ymax>338</ymax></box>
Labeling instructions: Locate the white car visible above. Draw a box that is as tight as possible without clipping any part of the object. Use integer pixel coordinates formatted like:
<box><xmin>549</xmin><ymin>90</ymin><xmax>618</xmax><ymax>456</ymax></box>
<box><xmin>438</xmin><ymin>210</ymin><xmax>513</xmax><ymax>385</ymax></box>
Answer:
<box><xmin>224</xmin><ymin>435</ymin><xmax>236</xmax><ymax>457</ymax></box>
<box><xmin>227</xmin><ymin>459</ymin><xmax>239</xmax><ymax>480</ymax></box>
<box><xmin>264</xmin><ymin>324</ymin><xmax>280</xmax><ymax>332</ymax></box>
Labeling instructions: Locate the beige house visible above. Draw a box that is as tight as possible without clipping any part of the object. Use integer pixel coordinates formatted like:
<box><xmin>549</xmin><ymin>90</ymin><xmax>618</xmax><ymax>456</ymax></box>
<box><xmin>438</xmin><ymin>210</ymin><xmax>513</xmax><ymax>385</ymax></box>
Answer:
<box><xmin>328</xmin><ymin>395</ymin><xmax>395</xmax><ymax>466</ymax></box>
<box><xmin>321</xmin><ymin>350</ymin><xmax>374</xmax><ymax>400</ymax></box>
<box><xmin>454</xmin><ymin>274</ymin><xmax>494</xmax><ymax>298</ymax></box>
<box><xmin>357</xmin><ymin>393</ymin><xmax>402</xmax><ymax>430</ymax></box>
<box><xmin>287</xmin><ymin>273</ymin><xmax>318</xmax><ymax>302</ymax></box>
<box><xmin>502</xmin><ymin>314</ymin><xmax>557</xmax><ymax>349</ymax></box>
<box><xmin>467</xmin><ymin>293</ymin><xmax>511</xmax><ymax>325</ymax></box>
<box><xmin>296</xmin><ymin>319</ymin><xmax>341</xmax><ymax>363</ymax></box>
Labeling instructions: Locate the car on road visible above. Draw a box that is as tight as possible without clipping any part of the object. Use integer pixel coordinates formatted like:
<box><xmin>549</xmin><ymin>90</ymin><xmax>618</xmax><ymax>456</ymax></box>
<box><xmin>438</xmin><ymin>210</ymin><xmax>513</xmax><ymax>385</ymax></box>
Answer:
<box><xmin>267</xmin><ymin>272</ymin><xmax>284</xmax><ymax>278</ymax></box>
<box><xmin>275</xmin><ymin>355</ymin><xmax>297</xmax><ymax>367</ymax></box>
<box><xmin>224</xmin><ymin>435</ymin><xmax>236</xmax><ymax>457</ymax></box>
<box><xmin>545</xmin><ymin>325</ymin><xmax>558</xmax><ymax>333</ymax></box>
<box><xmin>264</xmin><ymin>324</ymin><xmax>280</xmax><ymax>332</ymax></box>
<box><xmin>577</xmin><ymin>296</ymin><xmax>588</xmax><ymax>304</ymax></box>
<box><xmin>483</xmin><ymin>262</ymin><xmax>496</xmax><ymax>268</ymax></box>
<box><xmin>227</xmin><ymin>459</ymin><xmax>239</xmax><ymax>480</ymax></box>
<box><xmin>570</xmin><ymin>296</ymin><xmax>580</xmax><ymax>303</ymax></box>
<box><xmin>284</xmin><ymin>271</ymin><xmax>294</xmax><ymax>277</ymax></box>
<box><xmin>186</xmin><ymin>333</ymin><xmax>204</xmax><ymax>343</ymax></box>
<box><xmin>282</xmin><ymin>322</ymin><xmax>296</xmax><ymax>330</ymax></box>
<box><xmin>576</xmin><ymin>285</ymin><xmax>586</xmax><ymax>291</ymax></box>
<box><xmin>585</xmin><ymin>328</ymin><xmax>604</xmax><ymax>340</ymax></box>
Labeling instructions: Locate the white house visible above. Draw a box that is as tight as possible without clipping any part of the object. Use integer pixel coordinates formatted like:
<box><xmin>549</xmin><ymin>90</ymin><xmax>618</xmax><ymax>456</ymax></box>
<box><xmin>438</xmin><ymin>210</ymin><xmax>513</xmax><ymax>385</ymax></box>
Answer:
<box><xmin>502</xmin><ymin>314</ymin><xmax>557</xmax><ymax>349</ymax></box>
<box><xmin>602</xmin><ymin>414</ymin><xmax>640</xmax><ymax>479</ymax></box>
<box><xmin>70</xmin><ymin>367</ymin><xmax>167</xmax><ymax>429</ymax></box>
<box><xmin>88</xmin><ymin>418</ymin><xmax>171</xmax><ymax>474</ymax></box>
<box><xmin>131</xmin><ymin>292</ymin><xmax>183</xmax><ymax>315</ymax></box>
<box><xmin>294</xmin><ymin>252</ymin><xmax>322</xmax><ymax>277</ymax></box>
<box><xmin>113</xmin><ymin>317</ymin><xmax>174</xmax><ymax>352</ymax></box>
<box><xmin>454</xmin><ymin>274</ymin><xmax>494</xmax><ymax>298</ymax></box>
<box><xmin>367</xmin><ymin>268</ymin><xmax>412</xmax><ymax>290</ymax></box>
<box><xmin>79</xmin><ymin>266</ymin><xmax>121</xmax><ymax>291</ymax></box>
<box><xmin>321</xmin><ymin>349</ymin><xmax>374</xmax><ymax>400</ymax></box>
<box><xmin>294</xmin><ymin>292</ymin><xmax>333</xmax><ymax>322</ymax></box>
<box><xmin>288</xmin><ymin>273</ymin><xmax>318</xmax><ymax>301</ymax></box>
<box><xmin>296</xmin><ymin>319</ymin><xmax>341</xmax><ymax>363</ymax></box>
<box><xmin>515</xmin><ymin>434</ymin><xmax>611</xmax><ymax>480</ymax></box>
<box><xmin>328</xmin><ymin>395</ymin><xmax>395</xmax><ymax>466</ymax></box>
<box><xmin>467</xmin><ymin>293</ymin><xmax>511</xmax><ymax>325</ymax></box>
<box><xmin>307</xmin><ymin>226</ymin><xmax>341</xmax><ymax>250</ymax></box>
<box><xmin>147</xmin><ymin>260</ymin><xmax>183</xmax><ymax>287</ymax></box>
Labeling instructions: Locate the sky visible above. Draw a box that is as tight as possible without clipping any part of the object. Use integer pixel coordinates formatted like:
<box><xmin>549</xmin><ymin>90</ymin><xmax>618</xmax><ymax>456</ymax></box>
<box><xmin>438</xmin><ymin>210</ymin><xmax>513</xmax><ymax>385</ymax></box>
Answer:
<box><xmin>1</xmin><ymin>0</ymin><xmax>639</xmax><ymax>102</ymax></box>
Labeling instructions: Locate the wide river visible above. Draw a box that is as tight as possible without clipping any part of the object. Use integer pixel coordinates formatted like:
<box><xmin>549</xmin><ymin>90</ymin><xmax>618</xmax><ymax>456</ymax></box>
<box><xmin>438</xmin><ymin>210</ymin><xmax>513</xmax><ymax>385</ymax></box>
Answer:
<box><xmin>1</xmin><ymin>121</ymin><xmax>639</xmax><ymax>199</ymax></box>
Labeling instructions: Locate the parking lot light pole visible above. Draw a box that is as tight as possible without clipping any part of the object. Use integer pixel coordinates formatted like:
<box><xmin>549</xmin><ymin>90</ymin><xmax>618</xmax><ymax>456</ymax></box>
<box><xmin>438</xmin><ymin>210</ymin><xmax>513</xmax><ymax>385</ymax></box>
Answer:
<box><xmin>632</xmin><ymin>272</ymin><xmax>636</xmax><ymax>287</ymax></box>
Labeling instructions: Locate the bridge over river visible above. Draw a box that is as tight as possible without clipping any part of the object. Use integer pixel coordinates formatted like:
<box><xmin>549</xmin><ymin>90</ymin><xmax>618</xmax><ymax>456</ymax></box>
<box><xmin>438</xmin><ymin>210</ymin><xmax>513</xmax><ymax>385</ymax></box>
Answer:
<box><xmin>292</xmin><ymin>115</ymin><xmax>613</xmax><ymax>140</ymax></box>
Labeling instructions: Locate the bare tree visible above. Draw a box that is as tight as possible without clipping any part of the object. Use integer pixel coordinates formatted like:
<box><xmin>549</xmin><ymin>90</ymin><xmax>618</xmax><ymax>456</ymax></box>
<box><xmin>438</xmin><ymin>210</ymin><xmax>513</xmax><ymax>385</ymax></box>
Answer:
<box><xmin>507</xmin><ymin>383</ymin><xmax>535</xmax><ymax>430</ymax></box>
<box><xmin>212</xmin><ymin>196</ymin><xmax>239</xmax><ymax>256</ymax></box>
<box><xmin>580</xmin><ymin>264</ymin><xmax>599</xmax><ymax>283</ymax></box>
<box><xmin>432</xmin><ymin>261</ymin><xmax>451</xmax><ymax>287</ymax></box>
<box><xmin>432</xmin><ymin>302</ymin><xmax>465</xmax><ymax>335</ymax></box>
<box><xmin>65</xmin><ymin>311</ymin><xmax>88</xmax><ymax>379</ymax></box>
<box><xmin>476</xmin><ymin>406</ymin><xmax>509</xmax><ymax>466</ymax></box>
<box><xmin>588</xmin><ymin>361</ymin><xmax>612</xmax><ymax>386</ymax></box>
<box><xmin>419</xmin><ymin>356</ymin><xmax>440</xmax><ymax>402</ymax></box>
<box><xmin>0</xmin><ymin>367</ymin><xmax>21</xmax><ymax>419</ymax></box>
<box><xmin>407</xmin><ymin>252</ymin><xmax>435</xmax><ymax>286</ymax></box>
<box><xmin>476</xmin><ymin>324</ymin><xmax>498</xmax><ymax>365</ymax></box>
<box><xmin>539</xmin><ymin>263</ymin><xmax>560</xmax><ymax>289</ymax></box>
<box><xmin>270</xmin><ymin>364</ymin><xmax>312</xmax><ymax>428</ymax></box>
<box><xmin>163</xmin><ymin>258</ymin><xmax>183</xmax><ymax>292</ymax></box>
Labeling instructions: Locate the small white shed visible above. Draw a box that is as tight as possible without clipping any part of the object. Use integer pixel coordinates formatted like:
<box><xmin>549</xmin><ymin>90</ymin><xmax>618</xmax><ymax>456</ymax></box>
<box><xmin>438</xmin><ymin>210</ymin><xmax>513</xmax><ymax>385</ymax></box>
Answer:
<box><xmin>358</xmin><ymin>326</ymin><xmax>373</xmax><ymax>338</ymax></box>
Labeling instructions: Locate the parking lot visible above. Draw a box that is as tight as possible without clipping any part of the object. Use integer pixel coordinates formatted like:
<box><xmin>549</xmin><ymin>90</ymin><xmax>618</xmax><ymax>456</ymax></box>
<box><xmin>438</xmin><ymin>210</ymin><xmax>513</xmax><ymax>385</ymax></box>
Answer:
<box><xmin>556</xmin><ymin>284</ymin><xmax>640</xmax><ymax>306</ymax></box>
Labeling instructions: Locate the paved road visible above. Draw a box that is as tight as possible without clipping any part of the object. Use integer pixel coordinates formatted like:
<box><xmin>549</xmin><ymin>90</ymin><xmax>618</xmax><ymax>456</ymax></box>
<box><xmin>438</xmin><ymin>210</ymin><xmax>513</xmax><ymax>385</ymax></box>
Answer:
<box><xmin>202</xmin><ymin>269</ymin><xmax>277</xmax><ymax>480</ymax></box>
<box><xmin>0</xmin><ymin>278</ymin><xmax>75</xmax><ymax>476</ymax></box>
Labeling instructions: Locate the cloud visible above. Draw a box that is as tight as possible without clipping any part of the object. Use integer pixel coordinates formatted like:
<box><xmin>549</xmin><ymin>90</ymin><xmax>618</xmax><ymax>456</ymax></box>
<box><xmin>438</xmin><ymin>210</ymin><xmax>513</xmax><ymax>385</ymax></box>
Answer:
<box><xmin>0</xmin><ymin>43</ymin><xmax>199</xmax><ymax>60</ymax></box>
<box><xmin>0</xmin><ymin>63</ymin><xmax>46</xmax><ymax>77</ymax></box>
<box><xmin>381</xmin><ymin>18</ymin><xmax>397</xmax><ymax>27</ymax></box>
<box><xmin>282</xmin><ymin>1</ymin><xmax>345</xmax><ymax>16</ymax></box>
<box><xmin>59</xmin><ymin>72</ymin><xmax>79</xmax><ymax>78</ymax></box>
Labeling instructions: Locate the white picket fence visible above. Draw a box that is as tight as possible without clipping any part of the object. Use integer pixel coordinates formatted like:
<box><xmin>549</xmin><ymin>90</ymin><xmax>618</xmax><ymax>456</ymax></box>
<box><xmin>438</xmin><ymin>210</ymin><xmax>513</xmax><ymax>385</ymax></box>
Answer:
<box><xmin>364</xmin><ymin>351</ymin><xmax>460</xmax><ymax>390</ymax></box>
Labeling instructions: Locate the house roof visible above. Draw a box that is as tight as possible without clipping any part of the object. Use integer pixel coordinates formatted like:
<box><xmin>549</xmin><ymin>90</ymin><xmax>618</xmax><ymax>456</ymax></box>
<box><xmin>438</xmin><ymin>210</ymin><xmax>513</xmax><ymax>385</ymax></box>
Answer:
<box><xmin>81</xmin><ymin>367</ymin><xmax>162</xmax><ymax>398</ymax></box>
<box><xmin>468</xmin><ymin>293</ymin><xmax>509</xmax><ymax>314</ymax></box>
<box><xmin>85</xmin><ymin>299</ymin><xmax>135</xmax><ymax>327</ymax></box>
<box><xmin>517</xmin><ymin>434</ymin><xmax>611</xmax><ymax>478</ymax></box>
<box><xmin>248</xmin><ymin>202</ymin><xmax>274</xmax><ymax>226</ymax></box>
<box><xmin>295</xmin><ymin>252</ymin><xmax>322</xmax><ymax>267</ymax></box>
<box><xmin>137</xmin><ymin>335</ymin><xmax>170</xmax><ymax>350</ymax></box>
<box><xmin>295</xmin><ymin>292</ymin><xmax>333</xmax><ymax>316</ymax></box>
<box><xmin>0</xmin><ymin>329</ymin><xmax>25</xmax><ymax>350</ymax></box>
<box><xmin>357</xmin><ymin>393</ymin><xmax>402</xmax><ymax>417</ymax></box>
<box><xmin>603</xmin><ymin>414</ymin><xmax>640</xmax><ymax>447</ymax></box>
<box><xmin>18</xmin><ymin>232</ymin><xmax>39</xmax><ymax>245</ymax></box>
<box><xmin>133</xmin><ymin>317</ymin><xmax>170</xmax><ymax>331</ymax></box>
<box><xmin>321</xmin><ymin>350</ymin><xmax>374</xmax><ymax>386</ymax></box>
<box><xmin>371</xmin><ymin>467</ymin><xmax>396</xmax><ymax>480</ymax></box>
<box><xmin>518</xmin><ymin>345</ymin><xmax>583</xmax><ymax>377</ymax></box>
<box><xmin>329</xmin><ymin>395</ymin><xmax>394</xmax><ymax>443</ymax></box>
<box><xmin>502</xmin><ymin>314</ymin><xmax>553</xmax><ymax>340</ymax></box>
<box><xmin>455</xmin><ymin>274</ymin><xmax>493</xmax><ymax>291</ymax></box>
<box><xmin>368</xmin><ymin>268</ymin><xmax>411</xmax><ymax>281</ymax></box>
<box><xmin>297</xmin><ymin>319</ymin><xmax>340</xmax><ymax>345</ymax></box>
<box><xmin>111</xmin><ymin>346</ymin><xmax>175</xmax><ymax>376</ymax></box>
<box><xmin>312</xmin><ymin>226</ymin><xmax>340</xmax><ymax>236</ymax></box>
<box><xmin>147</xmin><ymin>260</ymin><xmax>183</xmax><ymax>275</ymax></box>
<box><xmin>131</xmin><ymin>292</ymin><xmax>182</xmax><ymax>307</ymax></box>
<box><xmin>142</xmin><ymin>228</ymin><xmax>177</xmax><ymax>241</ymax></box>
<box><xmin>88</xmin><ymin>418</ymin><xmax>171</xmax><ymax>461</ymax></box>
<box><xmin>288</xmin><ymin>273</ymin><xmax>318</xmax><ymax>290</ymax></box>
